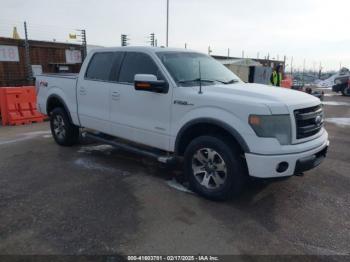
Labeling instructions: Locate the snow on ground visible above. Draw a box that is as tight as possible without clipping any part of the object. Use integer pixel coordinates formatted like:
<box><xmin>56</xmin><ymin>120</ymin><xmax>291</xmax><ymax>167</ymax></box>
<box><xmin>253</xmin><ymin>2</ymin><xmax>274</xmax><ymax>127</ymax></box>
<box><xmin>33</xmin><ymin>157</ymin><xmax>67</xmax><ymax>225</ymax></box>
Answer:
<box><xmin>323</xmin><ymin>93</ymin><xmax>340</xmax><ymax>97</ymax></box>
<box><xmin>322</xmin><ymin>101</ymin><xmax>350</xmax><ymax>106</ymax></box>
<box><xmin>78</xmin><ymin>144</ymin><xmax>114</xmax><ymax>154</ymax></box>
<box><xmin>314</xmin><ymin>75</ymin><xmax>337</xmax><ymax>89</ymax></box>
<box><xmin>314</xmin><ymin>68</ymin><xmax>349</xmax><ymax>88</ymax></box>
<box><xmin>166</xmin><ymin>178</ymin><xmax>194</xmax><ymax>194</ymax></box>
<box><xmin>325</xmin><ymin>118</ymin><xmax>350</xmax><ymax>127</ymax></box>
<box><xmin>74</xmin><ymin>157</ymin><xmax>130</xmax><ymax>176</ymax></box>
<box><xmin>74</xmin><ymin>158</ymin><xmax>116</xmax><ymax>172</ymax></box>
<box><xmin>0</xmin><ymin>131</ymin><xmax>51</xmax><ymax>146</ymax></box>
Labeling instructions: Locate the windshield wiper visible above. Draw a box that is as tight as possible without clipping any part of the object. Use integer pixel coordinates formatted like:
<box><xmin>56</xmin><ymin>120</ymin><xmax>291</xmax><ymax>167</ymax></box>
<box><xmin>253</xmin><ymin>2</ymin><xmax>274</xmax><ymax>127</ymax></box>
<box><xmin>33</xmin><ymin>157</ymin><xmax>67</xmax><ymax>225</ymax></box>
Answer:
<box><xmin>177</xmin><ymin>79</ymin><xmax>239</xmax><ymax>85</ymax></box>
<box><xmin>177</xmin><ymin>79</ymin><xmax>215</xmax><ymax>84</ymax></box>
<box><xmin>213</xmin><ymin>79</ymin><xmax>239</xmax><ymax>84</ymax></box>
<box><xmin>178</xmin><ymin>79</ymin><xmax>238</xmax><ymax>85</ymax></box>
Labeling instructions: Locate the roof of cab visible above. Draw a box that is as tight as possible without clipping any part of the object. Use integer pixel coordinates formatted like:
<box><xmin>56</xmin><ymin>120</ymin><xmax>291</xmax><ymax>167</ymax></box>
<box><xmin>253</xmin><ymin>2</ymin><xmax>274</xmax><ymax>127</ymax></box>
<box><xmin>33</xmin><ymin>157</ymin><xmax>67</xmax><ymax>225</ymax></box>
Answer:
<box><xmin>89</xmin><ymin>46</ymin><xmax>199</xmax><ymax>54</ymax></box>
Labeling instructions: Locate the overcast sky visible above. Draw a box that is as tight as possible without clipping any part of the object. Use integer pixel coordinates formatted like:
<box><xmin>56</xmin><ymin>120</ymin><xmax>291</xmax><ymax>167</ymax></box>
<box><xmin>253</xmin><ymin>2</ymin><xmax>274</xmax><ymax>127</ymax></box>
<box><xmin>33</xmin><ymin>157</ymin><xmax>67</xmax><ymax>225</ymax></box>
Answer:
<box><xmin>1</xmin><ymin>0</ymin><xmax>349</xmax><ymax>71</ymax></box>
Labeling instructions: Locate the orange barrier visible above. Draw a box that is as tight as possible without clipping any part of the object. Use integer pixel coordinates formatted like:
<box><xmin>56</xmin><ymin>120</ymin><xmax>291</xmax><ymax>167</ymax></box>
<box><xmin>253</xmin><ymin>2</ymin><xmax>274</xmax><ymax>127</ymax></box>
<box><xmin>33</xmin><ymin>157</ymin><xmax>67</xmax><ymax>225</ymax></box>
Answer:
<box><xmin>0</xmin><ymin>86</ymin><xmax>46</xmax><ymax>126</ymax></box>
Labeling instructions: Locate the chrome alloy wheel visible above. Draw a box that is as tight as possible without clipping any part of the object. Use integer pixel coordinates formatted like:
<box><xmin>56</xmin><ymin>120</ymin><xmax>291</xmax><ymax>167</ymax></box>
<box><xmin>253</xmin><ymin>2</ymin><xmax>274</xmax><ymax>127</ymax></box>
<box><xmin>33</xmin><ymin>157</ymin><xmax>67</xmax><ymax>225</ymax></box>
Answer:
<box><xmin>53</xmin><ymin>115</ymin><xmax>66</xmax><ymax>140</ymax></box>
<box><xmin>191</xmin><ymin>148</ymin><xmax>227</xmax><ymax>190</ymax></box>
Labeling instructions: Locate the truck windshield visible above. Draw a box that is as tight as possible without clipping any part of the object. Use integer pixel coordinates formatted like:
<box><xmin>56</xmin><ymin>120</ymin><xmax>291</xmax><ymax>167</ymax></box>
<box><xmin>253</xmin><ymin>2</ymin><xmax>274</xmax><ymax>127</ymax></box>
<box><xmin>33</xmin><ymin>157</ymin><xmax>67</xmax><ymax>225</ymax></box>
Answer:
<box><xmin>156</xmin><ymin>52</ymin><xmax>241</xmax><ymax>87</ymax></box>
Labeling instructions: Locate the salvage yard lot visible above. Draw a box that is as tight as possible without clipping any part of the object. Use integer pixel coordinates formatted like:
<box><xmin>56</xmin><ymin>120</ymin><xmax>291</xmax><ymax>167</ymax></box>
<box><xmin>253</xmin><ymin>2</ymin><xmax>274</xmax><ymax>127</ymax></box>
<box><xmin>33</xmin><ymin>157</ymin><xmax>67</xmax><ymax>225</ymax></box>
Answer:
<box><xmin>0</xmin><ymin>90</ymin><xmax>349</xmax><ymax>255</ymax></box>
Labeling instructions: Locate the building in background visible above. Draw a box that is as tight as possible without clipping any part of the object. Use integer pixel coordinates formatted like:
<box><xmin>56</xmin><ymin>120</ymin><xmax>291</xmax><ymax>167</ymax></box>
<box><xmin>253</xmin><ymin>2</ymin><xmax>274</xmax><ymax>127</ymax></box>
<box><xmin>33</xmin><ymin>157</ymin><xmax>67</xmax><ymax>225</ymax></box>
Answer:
<box><xmin>0</xmin><ymin>37</ymin><xmax>83</xmax><ymax>86</ymax></box>
<box><xmin>213</xmin><ymin>55</ymin><xmax>285</xmax><ymax>85</ymax></box>
<box><xmin>0</xmin><ymin>37</ymin><xmax>286</xmax><ymax>87</ymax></box>
<box><xmin>213</xmin><ymin>55</ymin><xmax>285</xmax><ymax>68</ymax></box>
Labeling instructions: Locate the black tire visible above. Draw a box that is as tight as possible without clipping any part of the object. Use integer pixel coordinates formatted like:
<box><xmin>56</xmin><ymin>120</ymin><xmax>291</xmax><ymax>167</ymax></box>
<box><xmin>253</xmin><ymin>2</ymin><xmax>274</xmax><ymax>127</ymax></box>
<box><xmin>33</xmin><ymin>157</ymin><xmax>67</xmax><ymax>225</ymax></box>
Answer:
<box><xmin>341</xmin><ymin>86</ymin><xmax>350</xmax><ymax>96</ymax></box>
<box><xmin>50</xmin><ymin>107</ymin><xmax>80</xmax><ymax>146</ymax></box>
<box><xmin>184</xmin><ymin>135</ymin><xmax>247</xmax><ymax>201</ymax></box>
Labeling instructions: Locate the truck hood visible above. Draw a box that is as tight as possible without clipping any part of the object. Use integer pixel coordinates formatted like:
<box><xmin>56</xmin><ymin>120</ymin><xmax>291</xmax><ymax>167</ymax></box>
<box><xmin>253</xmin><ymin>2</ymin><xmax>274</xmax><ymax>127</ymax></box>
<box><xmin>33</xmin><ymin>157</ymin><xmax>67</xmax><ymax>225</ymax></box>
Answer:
<box><xmin>202</xmin><ymin>83</ymin><xmax>321</xmax><ymax>113</ymax></box>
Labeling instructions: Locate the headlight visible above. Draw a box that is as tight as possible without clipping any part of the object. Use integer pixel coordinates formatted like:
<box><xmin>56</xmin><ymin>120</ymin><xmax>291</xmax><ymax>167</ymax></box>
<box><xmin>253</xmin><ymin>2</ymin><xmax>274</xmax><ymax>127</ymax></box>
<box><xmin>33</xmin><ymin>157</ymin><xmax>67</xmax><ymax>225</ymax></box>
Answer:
<box><xmin>249</xmin><ymin>114</ymin><xmax>292</xmax><ymax>145</ymax></box>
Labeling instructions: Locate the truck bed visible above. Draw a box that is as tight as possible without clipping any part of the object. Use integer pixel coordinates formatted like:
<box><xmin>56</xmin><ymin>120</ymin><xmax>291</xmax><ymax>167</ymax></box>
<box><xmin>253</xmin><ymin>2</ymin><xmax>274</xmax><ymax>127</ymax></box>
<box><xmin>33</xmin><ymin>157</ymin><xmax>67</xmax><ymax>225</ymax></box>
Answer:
<box><xmin>36</xmin><ymin>73</ymin><xmax>78</xmax><ymax>79</ymax></box>
<box><xmin>36</xmin><ymin>73</ymin><xmax>79</xmax><ymax>124</ymax></box>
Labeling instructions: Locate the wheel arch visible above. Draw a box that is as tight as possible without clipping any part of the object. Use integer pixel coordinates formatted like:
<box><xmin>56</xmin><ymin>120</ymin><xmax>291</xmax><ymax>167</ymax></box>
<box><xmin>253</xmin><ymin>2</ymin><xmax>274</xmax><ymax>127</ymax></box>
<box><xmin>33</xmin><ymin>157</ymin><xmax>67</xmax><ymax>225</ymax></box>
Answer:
<box><xmin>46</xmin><ymin>94</ymin><xmax>73</xmax><ymax>123</ymax></box>
<box><xmin>175</xmin><ymin>118</ymin><xmax>250</xmax><ymax>156</ymax></box>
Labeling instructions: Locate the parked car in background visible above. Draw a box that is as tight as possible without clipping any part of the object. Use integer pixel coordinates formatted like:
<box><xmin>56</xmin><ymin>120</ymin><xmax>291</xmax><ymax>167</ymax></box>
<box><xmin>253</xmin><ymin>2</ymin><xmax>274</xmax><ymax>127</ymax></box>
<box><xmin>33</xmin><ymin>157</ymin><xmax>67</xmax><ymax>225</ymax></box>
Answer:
<box><xmin>332</xmin><ymin>75</ymin><xmax>350</xmax><ymax>96</ymax></box>
<box><xmin>304</xmin><ymin>87</ymin><xmax>324</xmax><ymax>101</ymax></box>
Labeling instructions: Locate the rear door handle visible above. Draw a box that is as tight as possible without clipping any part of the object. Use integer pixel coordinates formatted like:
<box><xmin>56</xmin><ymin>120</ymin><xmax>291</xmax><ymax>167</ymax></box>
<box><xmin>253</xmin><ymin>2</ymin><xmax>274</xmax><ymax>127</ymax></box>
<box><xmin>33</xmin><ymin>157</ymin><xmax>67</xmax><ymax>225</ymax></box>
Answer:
<box><xmin>111</xmin><ymin>91</ymin><xmax>120</xmax><ymax>100</ymax></box>
<box><xmin>79</xmin><ymin>86</ymin><xmax>87</xmax><ymax>95</ymax></box>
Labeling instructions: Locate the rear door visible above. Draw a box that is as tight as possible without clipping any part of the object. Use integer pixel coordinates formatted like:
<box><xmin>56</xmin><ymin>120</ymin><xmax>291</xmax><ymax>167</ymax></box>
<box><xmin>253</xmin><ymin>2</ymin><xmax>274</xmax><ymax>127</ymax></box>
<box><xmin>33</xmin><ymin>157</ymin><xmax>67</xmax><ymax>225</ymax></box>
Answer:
<box><xmin>77</xmin><ymin>52</ymin><xmax>115</xmax><ymax>133</ymax></box>
<box><xmin>109</xmin><ymin>52</ymin><xmax>173</xmax><ymax>151</ymax></box>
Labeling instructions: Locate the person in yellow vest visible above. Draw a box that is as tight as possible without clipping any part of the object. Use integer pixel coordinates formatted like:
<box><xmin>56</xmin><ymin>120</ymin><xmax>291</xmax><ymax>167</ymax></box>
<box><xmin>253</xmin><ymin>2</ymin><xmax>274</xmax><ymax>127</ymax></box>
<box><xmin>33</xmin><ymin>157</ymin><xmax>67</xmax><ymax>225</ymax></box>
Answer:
<box><xmin>270</xmin><ymin>65</ymin><xmax>283</xmax><ymax>86</ymax></box>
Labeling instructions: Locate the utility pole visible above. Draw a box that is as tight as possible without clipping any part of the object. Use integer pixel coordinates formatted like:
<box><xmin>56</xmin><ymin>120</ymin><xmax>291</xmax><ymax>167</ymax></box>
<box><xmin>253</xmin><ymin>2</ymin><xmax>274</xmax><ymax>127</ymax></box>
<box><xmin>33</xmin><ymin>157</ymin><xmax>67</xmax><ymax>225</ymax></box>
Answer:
<box><xmin>166</xmin><ymin>0</ymin><xmax>169</xmax><ymax>47</ymax></box>
<box><xmin>208</xmin><ymin>46</ymin><xmax>212</xmax><ymax>55</ymax></box>
<box><xmin>290</xmin><ymin>56</ymin><xmax>293</xmax><ymax>76</ymax></box>
<box><xmin>80</xmin><ymin>29</ymin><xmax>87</xmax><ymax>60</ymax></box>
<box><xmin>150</xmin><ymin>33</ymin><xmax>155</xmax><ymax>46</ymax></box>
<box><xmin>313</xmin><ymin>61</ymin><xmax>316</xmax><ymax>77</ymax></box>
<box><xmin>184</xmin><ymin>43</ymin><xmax>187</xmax><ymax>49</ymax></box>
<box><xmin>155</xmin><ymin>39</ymin><xmax>158</xmax><ymax>47</ymax></box>
<box><xmin>24</xmin><ymin>21</ymin><xmax>33</xmax><ymax>84</ymax></box>
<box><xmin>302</xmin><ymin>59</ymin><xmax>306</xmax><ymax>85</ymax></box>
<box><xmin>121</xmin><ymin>34</ymin><xmax>129</xmax><ymax>46</ymax></box>
<box><xmin>242</xmin><ymin>50</ymin><xmax>244</xmax><ymax>58</ymax></box>
<box><xmin>227</xmin><ymin>48</ymin><xmax>230</xmax><ymax>59</ymax></box>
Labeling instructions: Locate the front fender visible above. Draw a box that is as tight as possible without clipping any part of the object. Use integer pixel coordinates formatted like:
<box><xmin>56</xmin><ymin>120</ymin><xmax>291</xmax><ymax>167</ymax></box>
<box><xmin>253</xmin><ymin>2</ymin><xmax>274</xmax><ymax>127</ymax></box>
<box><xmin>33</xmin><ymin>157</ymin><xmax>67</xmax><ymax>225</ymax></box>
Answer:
<box><xmin>171</xmin><ymin>106</ymin><xmax>253</xmax><ymax>152</ymax></box>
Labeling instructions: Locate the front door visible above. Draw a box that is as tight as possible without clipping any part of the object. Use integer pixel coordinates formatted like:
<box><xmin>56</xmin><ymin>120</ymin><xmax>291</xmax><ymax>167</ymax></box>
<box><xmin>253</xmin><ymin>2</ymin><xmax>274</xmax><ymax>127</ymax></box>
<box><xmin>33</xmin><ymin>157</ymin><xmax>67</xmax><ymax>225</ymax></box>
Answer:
<box><xmin>109</xmin><ymin>52</ymin><xmax>173</xmax><ymax>151</ymax></box>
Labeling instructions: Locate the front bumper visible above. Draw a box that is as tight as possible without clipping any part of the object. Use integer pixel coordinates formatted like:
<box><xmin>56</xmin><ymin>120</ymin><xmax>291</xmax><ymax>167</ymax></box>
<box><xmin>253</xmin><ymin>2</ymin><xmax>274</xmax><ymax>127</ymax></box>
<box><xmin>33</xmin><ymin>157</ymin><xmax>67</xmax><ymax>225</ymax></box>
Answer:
<box><xmin>245</xmin><ymin>139</ymin><xmax>329</xmax><ymax>178</ymax></box>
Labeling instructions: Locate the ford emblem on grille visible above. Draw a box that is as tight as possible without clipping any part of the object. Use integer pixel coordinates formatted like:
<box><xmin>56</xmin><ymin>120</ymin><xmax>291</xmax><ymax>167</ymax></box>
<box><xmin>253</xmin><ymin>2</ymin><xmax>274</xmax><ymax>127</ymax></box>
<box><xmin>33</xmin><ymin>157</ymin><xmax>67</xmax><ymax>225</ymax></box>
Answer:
<box><xmin>315</xmin><ymin>115</ymin><xmax>322</xmax><ymax>126</ymax></box>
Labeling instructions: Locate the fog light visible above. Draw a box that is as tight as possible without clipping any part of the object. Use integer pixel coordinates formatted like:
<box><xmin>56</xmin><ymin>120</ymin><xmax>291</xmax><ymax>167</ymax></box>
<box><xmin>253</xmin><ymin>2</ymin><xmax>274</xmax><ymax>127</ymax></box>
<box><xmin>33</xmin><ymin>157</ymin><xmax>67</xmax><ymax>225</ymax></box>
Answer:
<box><xmin>276</xmin><ymin>162</ymin><xmax>289</xmax><ymax>173</ymax></box>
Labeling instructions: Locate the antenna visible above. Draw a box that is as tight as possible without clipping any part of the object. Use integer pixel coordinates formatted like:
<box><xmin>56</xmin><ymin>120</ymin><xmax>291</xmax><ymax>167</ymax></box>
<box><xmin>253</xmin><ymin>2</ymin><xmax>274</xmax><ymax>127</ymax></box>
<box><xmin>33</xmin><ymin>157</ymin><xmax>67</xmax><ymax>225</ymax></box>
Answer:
<box><xmin>198</xmin><ymin>61</ymin><xmax>203</xmax><ymax>94</ymax></box>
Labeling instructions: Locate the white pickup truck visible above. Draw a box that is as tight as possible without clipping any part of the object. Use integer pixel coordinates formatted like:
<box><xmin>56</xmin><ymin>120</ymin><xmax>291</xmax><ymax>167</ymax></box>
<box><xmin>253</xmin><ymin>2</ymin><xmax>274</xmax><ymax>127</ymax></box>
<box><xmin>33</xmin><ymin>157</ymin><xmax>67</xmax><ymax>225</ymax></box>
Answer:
<box><xmin>36</xmin><ymin>47</ymin><xmax>329</xmax><ymax>200</ymax></box>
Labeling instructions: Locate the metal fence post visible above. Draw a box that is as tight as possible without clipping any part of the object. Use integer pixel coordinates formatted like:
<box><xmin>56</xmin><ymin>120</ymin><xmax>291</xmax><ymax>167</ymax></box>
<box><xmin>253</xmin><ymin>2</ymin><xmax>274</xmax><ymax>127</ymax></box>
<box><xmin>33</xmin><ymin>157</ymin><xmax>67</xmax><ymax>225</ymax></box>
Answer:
<box><xmin>24</xmin><ymin>21</ymin><xmax>33</xmax><ymax>84</ymax></box>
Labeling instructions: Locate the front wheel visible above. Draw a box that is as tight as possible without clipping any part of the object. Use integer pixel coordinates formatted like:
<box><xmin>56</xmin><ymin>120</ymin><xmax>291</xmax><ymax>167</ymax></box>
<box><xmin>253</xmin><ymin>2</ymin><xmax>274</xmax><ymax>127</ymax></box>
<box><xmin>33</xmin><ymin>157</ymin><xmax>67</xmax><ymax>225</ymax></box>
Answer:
<box><xmin>341</xmin><ymin>86</ymin><xmax>350</xmax><ymax>96</ymax></box>
<box><xmin>50</xmin><ymin>107</ymin><xmax>80</xmax><ymax>146</ymax></box>
<box><xmin>184</xmin><ymin>136</ymin><xmax>247</xmax><ymax>200</ymax></box>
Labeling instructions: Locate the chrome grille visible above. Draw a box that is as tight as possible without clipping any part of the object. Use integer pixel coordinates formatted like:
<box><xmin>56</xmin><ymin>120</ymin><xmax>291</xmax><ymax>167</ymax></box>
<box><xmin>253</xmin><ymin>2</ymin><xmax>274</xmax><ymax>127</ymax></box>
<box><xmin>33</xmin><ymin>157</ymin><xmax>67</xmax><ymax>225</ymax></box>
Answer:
<box><xmin>294</xmin><ymin>105</ymin><xmax>323</xmax><ymax>139</ymax></box>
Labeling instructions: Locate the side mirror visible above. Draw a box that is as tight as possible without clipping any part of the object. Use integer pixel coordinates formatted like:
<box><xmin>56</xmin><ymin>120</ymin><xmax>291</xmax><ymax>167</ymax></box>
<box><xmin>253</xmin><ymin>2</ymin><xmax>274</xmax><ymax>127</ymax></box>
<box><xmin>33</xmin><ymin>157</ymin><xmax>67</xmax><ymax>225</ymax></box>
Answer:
<box><xmin>134</xmin><ymin>74</ymin><xmax>168</xmax><ymax>93</ymax></box>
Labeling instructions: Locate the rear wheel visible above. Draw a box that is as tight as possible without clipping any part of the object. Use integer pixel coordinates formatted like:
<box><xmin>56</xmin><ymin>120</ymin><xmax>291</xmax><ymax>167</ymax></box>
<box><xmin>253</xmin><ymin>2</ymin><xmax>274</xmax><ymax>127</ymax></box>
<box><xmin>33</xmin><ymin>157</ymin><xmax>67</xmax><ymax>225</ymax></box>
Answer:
<box><xmin>50</xmin><ymin>107</ymin><xmax>79</xmax><ymax>146</ymax></box>
<box><xmin>184</xmin><ymin>136</ymin><xmax>247</xmax><ymax>200</ymax></box>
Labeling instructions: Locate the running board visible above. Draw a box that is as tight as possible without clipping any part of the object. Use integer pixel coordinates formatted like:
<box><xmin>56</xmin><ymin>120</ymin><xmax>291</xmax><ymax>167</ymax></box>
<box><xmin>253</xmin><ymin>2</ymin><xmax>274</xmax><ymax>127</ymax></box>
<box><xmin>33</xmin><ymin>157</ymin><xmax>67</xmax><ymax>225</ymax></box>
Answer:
<box><xmin>82</xmin><ymin>132</ymin><xmax>176</xmax><ymax>164</ymax></box>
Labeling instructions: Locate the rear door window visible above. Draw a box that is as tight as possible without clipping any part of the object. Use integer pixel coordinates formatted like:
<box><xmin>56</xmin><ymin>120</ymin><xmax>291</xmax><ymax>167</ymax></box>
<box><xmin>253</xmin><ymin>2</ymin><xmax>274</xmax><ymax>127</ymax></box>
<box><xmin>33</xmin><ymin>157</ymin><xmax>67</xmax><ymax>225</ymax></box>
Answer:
<box><xmin>110</xmin><ymin>52</ymin><xmax>125</xmax><ymax>82</ymax></box>
<box><xmin>85</xmin><ymin>52</ymin><xmax>115</xmax><ymax>81</ymax></box>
